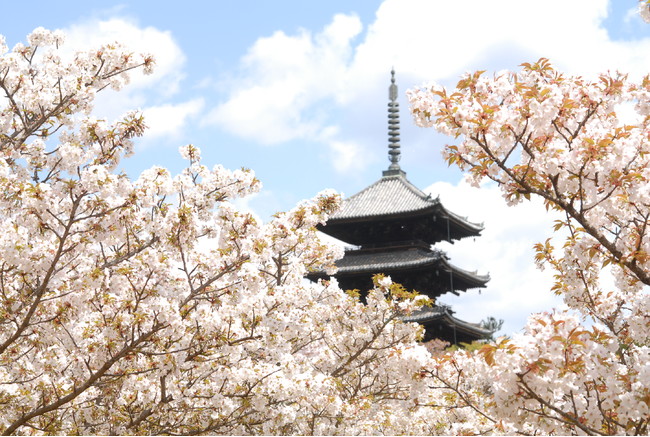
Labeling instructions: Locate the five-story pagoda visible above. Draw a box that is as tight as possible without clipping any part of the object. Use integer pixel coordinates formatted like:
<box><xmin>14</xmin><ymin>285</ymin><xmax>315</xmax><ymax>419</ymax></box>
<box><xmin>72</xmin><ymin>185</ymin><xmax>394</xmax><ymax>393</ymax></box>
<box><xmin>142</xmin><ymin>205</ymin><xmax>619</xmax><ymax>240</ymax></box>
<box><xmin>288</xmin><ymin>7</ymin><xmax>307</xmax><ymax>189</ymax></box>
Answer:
<box><xmin>310</xmin><ymin>71</ymin><xmax>491</xmax><ymax>344</ymax></box>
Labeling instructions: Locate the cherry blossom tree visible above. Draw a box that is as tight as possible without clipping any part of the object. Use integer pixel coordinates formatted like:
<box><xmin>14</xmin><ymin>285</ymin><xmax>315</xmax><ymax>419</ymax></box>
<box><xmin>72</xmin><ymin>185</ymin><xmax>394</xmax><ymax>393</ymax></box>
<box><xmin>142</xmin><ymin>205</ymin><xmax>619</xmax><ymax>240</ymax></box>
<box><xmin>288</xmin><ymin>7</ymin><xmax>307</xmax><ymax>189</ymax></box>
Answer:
<box><xmin>8</xmin><ymin>19</ymin><xmax>649</xmax><ymax>436</ymax></box>
<box><xmin>0</xmin><ymin>28</ymin><xmax>437</xmax><ymax>435</ymax></box>
<box><xmin>409</xmin><ymin>54</ymin><xmax>650</xmax><ymax>435</ymax></box>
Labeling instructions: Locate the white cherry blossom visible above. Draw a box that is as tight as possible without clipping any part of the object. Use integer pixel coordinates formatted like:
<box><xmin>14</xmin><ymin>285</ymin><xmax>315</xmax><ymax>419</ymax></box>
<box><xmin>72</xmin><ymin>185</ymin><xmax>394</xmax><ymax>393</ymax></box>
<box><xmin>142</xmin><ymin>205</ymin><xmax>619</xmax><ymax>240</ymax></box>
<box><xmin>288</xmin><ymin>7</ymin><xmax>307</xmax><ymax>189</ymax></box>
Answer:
<box><xmin>0</xmin><ymin>28</ymin><xmax>437</xmax><ymax>435</ymax></box>
<box><xmin>409</xmin><ymin>57</ymin><xmax>650</xmax><ymax>435</ymax></box>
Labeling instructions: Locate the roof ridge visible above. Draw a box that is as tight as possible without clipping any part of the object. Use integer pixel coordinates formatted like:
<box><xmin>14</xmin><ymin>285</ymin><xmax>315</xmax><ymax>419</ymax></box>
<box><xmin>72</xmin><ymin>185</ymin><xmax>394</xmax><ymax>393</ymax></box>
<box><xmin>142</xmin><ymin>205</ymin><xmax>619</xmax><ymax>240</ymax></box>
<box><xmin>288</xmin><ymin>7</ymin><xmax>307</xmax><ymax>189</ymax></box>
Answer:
<box><xmin>387</xmin><ymin>173</ymin><xmax>435</xmax><ymax>203</ymax></box>
<box><xmin>344</xmin><ymin>177</ymin><xmax>385</xmax><ymax>202</ymax></box>
<box><xmin>331</xmin><ymin>173</ymin><xmax>438</xmax><ymax>220</ymax></box>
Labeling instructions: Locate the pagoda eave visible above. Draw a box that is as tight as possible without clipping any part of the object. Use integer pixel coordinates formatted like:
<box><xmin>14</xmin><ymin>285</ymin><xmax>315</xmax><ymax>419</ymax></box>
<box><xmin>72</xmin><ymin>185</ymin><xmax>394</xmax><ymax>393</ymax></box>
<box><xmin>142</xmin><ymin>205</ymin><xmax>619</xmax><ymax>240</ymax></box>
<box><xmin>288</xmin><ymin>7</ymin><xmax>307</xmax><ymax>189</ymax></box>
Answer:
<box><xmin>319</xmin><ymin>203</ymin><xmax>482</xmax><ymax>247</ymax></box>
<box><xmin>306</xmin><ymin>70</ymin><xmax>494</xmax><ymax>346</ymax></box>
<box><xmin>307</xmin><ymin>247</ymin><xmax>488</xmax><ymax>299</ymax></box>
<box><xmin>402</xmin><ymin>306</ymin><xmax>493</xmax><ymax>343</ymax></box>
<box><xmin>325</xmin><ymin>204</ymin><xmax>439</xmax><ymax>225</ymax></box>
<box><xmin>437</xmin><ymin>203</ymin><xmax>485</xmax><ymax>237</ymax></box>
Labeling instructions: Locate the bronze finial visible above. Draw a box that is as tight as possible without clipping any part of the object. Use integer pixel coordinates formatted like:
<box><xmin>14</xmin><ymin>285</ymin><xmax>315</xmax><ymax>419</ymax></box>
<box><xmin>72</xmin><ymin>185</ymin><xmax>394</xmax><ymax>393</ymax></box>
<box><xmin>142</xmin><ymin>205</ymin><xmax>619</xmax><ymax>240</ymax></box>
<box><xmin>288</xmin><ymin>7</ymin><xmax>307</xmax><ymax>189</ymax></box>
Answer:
<box><xmin>384</xmin><ymin>68</ymin><xmax>403</xmax><ymax>176</ymax></box>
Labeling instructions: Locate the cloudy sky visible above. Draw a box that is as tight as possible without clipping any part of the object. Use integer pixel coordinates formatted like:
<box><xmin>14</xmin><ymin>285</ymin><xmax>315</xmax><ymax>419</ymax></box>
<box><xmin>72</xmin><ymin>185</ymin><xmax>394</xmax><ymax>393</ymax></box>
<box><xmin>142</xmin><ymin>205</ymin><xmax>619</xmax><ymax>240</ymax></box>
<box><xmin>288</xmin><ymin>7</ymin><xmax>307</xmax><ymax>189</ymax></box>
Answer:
<box><xmin>3</xmin><ymin>0</ymin><xmax>649</xmax><ymax>336</ymax></box>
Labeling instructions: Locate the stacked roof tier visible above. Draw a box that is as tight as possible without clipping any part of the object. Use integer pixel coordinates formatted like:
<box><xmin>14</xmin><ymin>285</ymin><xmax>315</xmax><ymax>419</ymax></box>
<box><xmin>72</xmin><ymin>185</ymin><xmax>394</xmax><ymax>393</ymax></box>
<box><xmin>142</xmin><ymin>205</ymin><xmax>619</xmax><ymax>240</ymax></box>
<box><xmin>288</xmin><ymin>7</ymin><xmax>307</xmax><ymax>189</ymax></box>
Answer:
<box><xmin>323</xmin><ymin>172</ymin><xmax>484</xmax><ymax>247</ymax></box>
<box><xmin>404</xmin><ymin>305</ymin><xmax>493</xmax><ymax>343</ymax></box>
<box><xmin>314</xmin><ymin>171</ymin><xmax>490</xmax><ymax>300</ymax></box>
<box><xmin>309</xmin><ymin>70</ymin><xmax>493</xmax><ymax>344</ymax></box>
<box><xmin>330</xmin><ymin>246</ymin><xmax>489</xmax><ymax>299</ymax></box>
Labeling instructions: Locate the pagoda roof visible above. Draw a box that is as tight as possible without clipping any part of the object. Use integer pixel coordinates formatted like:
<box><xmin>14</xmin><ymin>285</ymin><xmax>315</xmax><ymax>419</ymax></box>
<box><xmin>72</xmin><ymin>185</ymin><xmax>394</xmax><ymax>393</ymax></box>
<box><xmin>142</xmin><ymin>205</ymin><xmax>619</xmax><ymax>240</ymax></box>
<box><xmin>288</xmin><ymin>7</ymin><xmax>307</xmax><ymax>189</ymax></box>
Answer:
<box><xmin>333</xmin><ymin>173</ymin><xmax>435</xmax><ymax>220</ymax></box>
<box><xmin>327</xmin><ymin>172</ymin><xmax>483</xmax><ymax>236</ymax></box>
<box><xmin>335</xmin><ymin>246</ymin><xmax>445</xmax><ymax>273</ymax></box>
<box><xmin>333</xmin><ymin>247</ymin><xmax>490</xmax><ymax>294</ymax></box>
<box><xmin>402</xmin><ymin>305</ymin><xmax>493</xmax><ymax>341</ymax></box>
<box><xmin>319</xmin><ymin>70</ymin><xmax>483</xmax><ymax>246</ymax></box>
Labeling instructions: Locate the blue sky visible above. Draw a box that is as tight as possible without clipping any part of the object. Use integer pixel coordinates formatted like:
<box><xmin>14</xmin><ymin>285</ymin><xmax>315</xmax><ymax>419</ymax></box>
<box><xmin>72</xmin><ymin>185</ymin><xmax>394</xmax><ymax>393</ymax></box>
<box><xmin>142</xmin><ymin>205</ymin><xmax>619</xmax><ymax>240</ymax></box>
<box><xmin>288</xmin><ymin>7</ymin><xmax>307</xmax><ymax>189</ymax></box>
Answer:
<box><xmin>2</xmin><ymin>0</ymin><xmax>649</xmax><ymax>335</ymax></box>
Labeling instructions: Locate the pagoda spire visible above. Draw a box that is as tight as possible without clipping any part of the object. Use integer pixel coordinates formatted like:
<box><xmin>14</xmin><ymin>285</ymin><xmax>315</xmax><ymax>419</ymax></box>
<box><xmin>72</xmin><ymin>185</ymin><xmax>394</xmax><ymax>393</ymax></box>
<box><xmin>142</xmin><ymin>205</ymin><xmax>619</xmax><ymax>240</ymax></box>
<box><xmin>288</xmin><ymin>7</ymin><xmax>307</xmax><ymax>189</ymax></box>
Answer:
<box><xmin>383</xmin><ymin>69</ymin><xmax>405</xmax><ymax>177</ymax></box>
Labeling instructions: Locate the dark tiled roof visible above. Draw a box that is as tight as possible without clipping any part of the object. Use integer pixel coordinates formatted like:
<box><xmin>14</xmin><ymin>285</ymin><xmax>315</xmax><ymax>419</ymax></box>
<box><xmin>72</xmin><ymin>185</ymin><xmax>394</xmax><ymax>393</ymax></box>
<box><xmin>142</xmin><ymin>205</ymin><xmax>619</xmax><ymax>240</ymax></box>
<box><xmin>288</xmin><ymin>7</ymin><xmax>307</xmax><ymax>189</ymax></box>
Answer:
<box><xmin>402</xmin><ymin>306</ymin><xmax>493</xmax><ymax>338</ymax></box>
<box><xmin>335</xmin><ymin>248</ymin><xmax>444</xmax><ymax>273</ymax></box>
<box><xmin>439</xmin><ymin>256</ymin><xmax>491</xmax><ymax>286</ymax></box>
<box><xmin>332</xmin><ymin>174</ymin><xmax>435</xmax><ymax>220</ymax></box>
<box><xmin>441</xmin><ymin>204</ymin><xmax>484</xmax><ymax>234</ymax></box>
<box><xmin>330</xmin><ymin>173</ymin><xmax>483</xmax><ymax>235</ymax></box>
<box><xmin>335</xmin><ymin>248</ymin><xmax>490</xmax><ymax>286</ymax></box>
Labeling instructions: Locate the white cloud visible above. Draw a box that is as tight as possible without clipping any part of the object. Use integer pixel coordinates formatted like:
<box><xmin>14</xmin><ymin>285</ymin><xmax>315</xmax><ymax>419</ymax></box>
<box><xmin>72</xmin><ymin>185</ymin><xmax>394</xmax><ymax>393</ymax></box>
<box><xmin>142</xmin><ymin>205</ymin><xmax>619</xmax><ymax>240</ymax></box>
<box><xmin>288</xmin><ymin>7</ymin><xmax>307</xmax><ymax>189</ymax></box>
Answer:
<box><xmin>327</xmin><ymin>139</ymin><xmax>365</xmax><ymax>173</ymax></box>
<box><xmin>61</xmin><ymin>18</ymin><xmax>187</xmax><ymax>122</ymax></box>
<box><xmin>203</xmin><ymin>13</ymin><xmax>364</xmax><ymax>171</ymax></box>
<box><xmin>140</xmin><ymin>98</ymin><xmax>205</xmax><ymax>143</ymax></box>
<box><xmin>625</xmin><ymin>4</ymin><xmax>646</xmax><ymax>23</ymax></box>
<box><xmin>353</xmin><ymin>0</ymin><xmax>650</xmax><ymax>83</ymax></box>
<box><xmin>204</xmin><ymin>13</ymin><xmax>362</xmax><ymax>144</ymax></box>
<box><xmin>64</xmin><ymin>18</ymin><xmax>185</xmax><ymax>93</ymax></box>
<box><xmin>207</xmin><ymin>0</ymin><xmax>650</xmax><ymax>175</ymax></box>
<box><xmin>424</xmin><ymin>179</ymin><xmax>565</xmax><ymax>336</ymax></box>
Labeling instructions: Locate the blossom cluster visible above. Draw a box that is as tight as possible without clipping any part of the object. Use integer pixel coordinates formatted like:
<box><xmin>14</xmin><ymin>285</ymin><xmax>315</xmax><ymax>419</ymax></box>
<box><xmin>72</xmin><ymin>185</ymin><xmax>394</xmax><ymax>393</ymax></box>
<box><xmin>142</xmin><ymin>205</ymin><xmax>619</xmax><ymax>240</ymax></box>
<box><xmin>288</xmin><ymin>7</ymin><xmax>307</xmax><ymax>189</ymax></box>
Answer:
<box><xmin>8</xmin><ymin>23</ymin><xmax>650</xmax><ymax>436</ymax></box>
<box><xmin>409</xmin><ymin>58</ymin><xmax>650</xmax><ymax>434</ymax></box>
<box><xmin>0</xmin><ymin>28</ymin><xmax>438</xmax><ymax>435</ymax></box>
<box><xmin>640</xmin><ymin>0</ymin><xmax>650</xmax><ymax>24</ymax></box>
